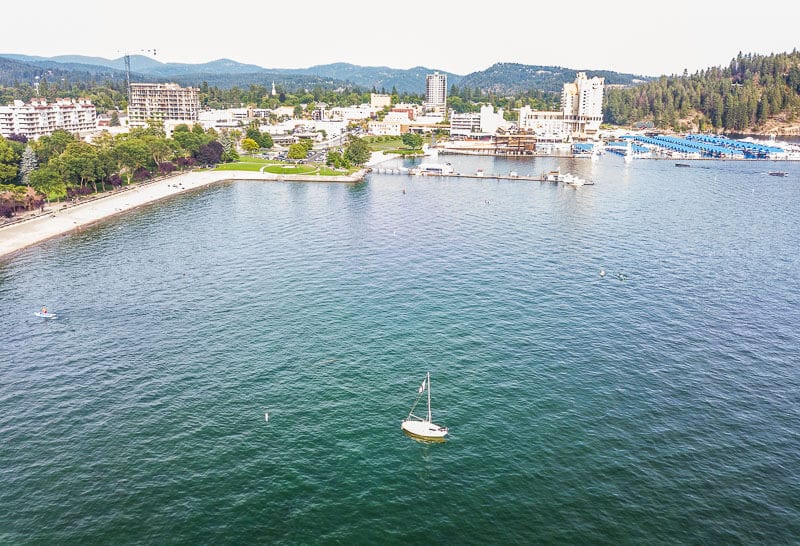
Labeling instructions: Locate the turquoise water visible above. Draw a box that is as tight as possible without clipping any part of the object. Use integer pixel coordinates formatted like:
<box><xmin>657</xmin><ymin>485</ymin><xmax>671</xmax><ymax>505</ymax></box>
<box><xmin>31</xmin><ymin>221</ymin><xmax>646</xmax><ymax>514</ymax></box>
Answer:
<box><xmin>1</xmin><ymin>156</ymin><xmax>799</xmax><ymax>544</ymax></box>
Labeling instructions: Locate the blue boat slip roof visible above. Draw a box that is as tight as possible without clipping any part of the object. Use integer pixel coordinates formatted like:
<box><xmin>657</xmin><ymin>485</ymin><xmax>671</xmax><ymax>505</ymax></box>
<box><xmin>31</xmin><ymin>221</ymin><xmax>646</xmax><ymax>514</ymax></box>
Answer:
<box><xmin>630</xmin><ymin>135</ymin><xmax>744</xmax><ymax>157</ymax></box>
<box><xmin>685</xmin><ymin>134</ymin><xmax>785</xmax><ymax>156</ymax></box>
<box><xmin>573</xmin><ymin>143</ymin><xmax>595</xmax><ymax>152</ymax></box>
<box><xmin>606</xmin><ymin>142</ymin><xmax>649</xmax><ymax>154</ymax></box>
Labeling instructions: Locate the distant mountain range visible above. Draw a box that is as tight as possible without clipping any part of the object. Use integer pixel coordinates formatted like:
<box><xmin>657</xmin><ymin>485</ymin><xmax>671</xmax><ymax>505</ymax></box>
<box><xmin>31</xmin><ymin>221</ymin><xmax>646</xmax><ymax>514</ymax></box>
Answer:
<box><xmin>0</xmin><ymin>53</ymin><xmax>650</xmax><ymax>94</ymax></box>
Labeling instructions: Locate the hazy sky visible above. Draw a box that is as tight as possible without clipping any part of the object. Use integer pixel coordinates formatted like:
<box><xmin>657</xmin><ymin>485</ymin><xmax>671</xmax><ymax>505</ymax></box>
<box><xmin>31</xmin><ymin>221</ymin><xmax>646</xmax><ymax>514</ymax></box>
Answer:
<box><xmin>2</xmin><ymin>0</ymin><xmax>798</xmax><ymax>76</ymax></box>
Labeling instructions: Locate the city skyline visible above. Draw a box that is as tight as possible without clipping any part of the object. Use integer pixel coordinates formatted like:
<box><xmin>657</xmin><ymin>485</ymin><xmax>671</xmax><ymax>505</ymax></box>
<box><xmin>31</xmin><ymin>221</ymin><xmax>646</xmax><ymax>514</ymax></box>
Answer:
<box><xmin>1</xmin><ymin>0</ymin><xmax>798</xmax><ymax>78</ymax></box>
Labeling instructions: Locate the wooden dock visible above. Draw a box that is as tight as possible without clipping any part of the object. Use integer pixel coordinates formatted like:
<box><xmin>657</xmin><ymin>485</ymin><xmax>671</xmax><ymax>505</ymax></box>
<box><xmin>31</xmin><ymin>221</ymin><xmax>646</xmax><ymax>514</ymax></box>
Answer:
<box><xmin>369</xmin><ymin>167</ymin><xmax>594</xmax><ymax>185</ymax></box>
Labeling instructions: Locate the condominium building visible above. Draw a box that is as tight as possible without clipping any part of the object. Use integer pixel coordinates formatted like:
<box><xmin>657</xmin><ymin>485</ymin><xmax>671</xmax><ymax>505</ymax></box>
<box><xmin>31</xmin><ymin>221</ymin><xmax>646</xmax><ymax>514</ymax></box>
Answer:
<box><xmin>128</xmin><ymin>83</ymin><xmax>199</xmax><ymax>127</ymax></box>
<box><xmin>561</xmin><ymin>72</ymin><xmax>604</xmax><ymax>135</ymax></box>
<box><xmin>424</xmin><ymin>72</ymin><xmax>447</xmax><ymax>112</ymax></box>
<box><xmin>0</xmin><ymin>98</ymin><xmax>97</xmax><ymax>139</ymax></box>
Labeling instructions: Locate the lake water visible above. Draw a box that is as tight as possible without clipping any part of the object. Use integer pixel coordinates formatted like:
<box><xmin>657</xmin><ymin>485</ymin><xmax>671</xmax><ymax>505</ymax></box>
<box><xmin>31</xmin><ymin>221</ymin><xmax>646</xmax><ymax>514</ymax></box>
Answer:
<box><xmin>1</xmin><ymin>155</ymin><xmax>799</xmax><ymax>544</ymax></box>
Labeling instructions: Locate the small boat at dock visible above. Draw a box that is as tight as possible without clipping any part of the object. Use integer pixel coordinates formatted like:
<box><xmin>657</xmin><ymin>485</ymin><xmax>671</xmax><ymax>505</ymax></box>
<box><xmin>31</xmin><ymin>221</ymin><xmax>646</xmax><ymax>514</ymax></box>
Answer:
<box><xmin>543</xmin><ymin>169</ymin><xmax>589</xmax><ymax>186</ymax></box>
<box><xmin>412</xmin><ymin>162</ymin><xmax>454</xmax><ymax>176</ymax></box>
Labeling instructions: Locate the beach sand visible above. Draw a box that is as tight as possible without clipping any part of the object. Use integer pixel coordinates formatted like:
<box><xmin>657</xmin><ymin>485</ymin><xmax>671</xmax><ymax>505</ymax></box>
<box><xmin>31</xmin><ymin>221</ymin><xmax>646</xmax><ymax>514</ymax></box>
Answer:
<box><xmin>0</xmin><ymin>166</ymin><xmax>372</xmax><ymax>260</ymax></box>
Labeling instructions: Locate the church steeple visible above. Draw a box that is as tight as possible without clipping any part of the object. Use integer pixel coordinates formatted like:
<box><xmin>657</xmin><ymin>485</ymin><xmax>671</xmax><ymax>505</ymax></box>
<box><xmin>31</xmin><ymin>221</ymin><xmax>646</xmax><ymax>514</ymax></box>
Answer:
<box><xmin>271</xmin><ymin>81</ymin><xmax>277</xmax><ymax>96</ymax></box>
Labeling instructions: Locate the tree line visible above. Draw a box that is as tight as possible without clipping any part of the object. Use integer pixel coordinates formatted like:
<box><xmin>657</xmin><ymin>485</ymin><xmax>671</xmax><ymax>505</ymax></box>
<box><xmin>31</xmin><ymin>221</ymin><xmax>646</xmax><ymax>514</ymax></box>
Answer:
<box><xmin>604</xmin><ymin>51</ymin><xmax>800</xmax><ymax>132</ymax></box>
<box><xmin>0</xmin><ymin>123</ymin><xmax>238</xmax><ymax>217</ymax></box>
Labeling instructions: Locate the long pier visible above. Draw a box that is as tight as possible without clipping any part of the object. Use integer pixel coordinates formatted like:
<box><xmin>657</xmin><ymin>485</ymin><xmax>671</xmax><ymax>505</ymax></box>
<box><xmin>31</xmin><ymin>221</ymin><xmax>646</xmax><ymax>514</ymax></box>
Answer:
<box><xmin>369</xmin><ymin>167</ymin><xmax>594</xmax><ymax>185</ymax></box>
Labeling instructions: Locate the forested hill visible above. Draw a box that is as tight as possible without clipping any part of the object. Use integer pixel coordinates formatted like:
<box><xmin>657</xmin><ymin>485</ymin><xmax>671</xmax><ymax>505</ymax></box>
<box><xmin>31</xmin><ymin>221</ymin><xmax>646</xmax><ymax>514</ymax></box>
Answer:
<box><xmin>457</xmin><ymin>63</ymin><xmax>650</xmax><ymax>94</ymax></box>
<box><xmin>604</xmin><ymin>51</ymin><xmax>800</xmax><ymax>133</ymax></box>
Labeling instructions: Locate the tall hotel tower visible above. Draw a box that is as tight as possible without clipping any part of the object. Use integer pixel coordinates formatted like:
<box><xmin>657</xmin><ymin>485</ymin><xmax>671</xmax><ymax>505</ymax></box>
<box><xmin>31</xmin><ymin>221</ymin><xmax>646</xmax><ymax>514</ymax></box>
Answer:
<box><xmin>424</xmin><ymin>72</ymin><xmax>447</xmax><ymax>112</ymax></box>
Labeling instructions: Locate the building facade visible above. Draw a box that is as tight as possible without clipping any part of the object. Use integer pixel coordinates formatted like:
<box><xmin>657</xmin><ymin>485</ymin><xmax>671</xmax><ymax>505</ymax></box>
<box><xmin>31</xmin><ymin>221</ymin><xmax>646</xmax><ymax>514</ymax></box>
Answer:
<box><xmin>0</xmin><ymin>98</ymin><xmax>97</xmax><ymax>139</ymax></box>
<box><xmin>424</xmin><ymin>72</ymin><xmax>447</xmax><ymax>112</ymax></box>
<box><xmin>128</xmin><ymin>83</ymin><xmax>199</xmax><ymax>127</ymax></box>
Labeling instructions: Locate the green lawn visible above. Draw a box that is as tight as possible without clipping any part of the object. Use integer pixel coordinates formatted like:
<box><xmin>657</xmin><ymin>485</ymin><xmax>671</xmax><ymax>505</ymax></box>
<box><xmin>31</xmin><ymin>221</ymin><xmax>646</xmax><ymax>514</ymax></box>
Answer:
<box><xmin>363</xmin><ymin>137</ymin><xmax>404</xmax><ymax>151</ymax></box>
<box><xmin>215</xmin><ymin>161</ymin><xmax>359</xmax><ymax>176</ymax></box>
<box><xmin>262</xmin><ymin>164</ymin><xmax>317</xmax><ymax>175</ymax></box>
<box><xmin>214</xmin><ymin>160</ymin><xmax>270</xmax><ymax>172</ymax></box>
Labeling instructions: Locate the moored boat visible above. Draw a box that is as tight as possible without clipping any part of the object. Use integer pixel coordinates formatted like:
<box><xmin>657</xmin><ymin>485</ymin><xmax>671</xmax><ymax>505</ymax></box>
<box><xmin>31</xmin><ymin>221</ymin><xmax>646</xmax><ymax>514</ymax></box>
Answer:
<box><xmin>401</xmin><ymin>372</ymin><xmax>448</xmax><ymax>441</ymax></box>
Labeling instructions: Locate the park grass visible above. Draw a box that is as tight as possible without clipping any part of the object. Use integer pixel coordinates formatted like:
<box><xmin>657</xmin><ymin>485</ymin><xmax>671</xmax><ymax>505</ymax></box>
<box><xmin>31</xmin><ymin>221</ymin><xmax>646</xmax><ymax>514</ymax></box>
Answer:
<box><xmin>214</xmin><ymin>161</ymin><xmax>360</xmax><ymax>177</ymax></box>
<box><xmin>262</xmin><ymin>164</ymin><xmax>318</xmax><ymax>175</ymax></box>
<box><xmin>215</xmin><ymin>161</ymin><xmax>269</xmax><ymax>172</ymax></box>
<box><xmin>363</xmin><ymin>137</ymin><xmax>404</xmax><ymax>151</ymax></box>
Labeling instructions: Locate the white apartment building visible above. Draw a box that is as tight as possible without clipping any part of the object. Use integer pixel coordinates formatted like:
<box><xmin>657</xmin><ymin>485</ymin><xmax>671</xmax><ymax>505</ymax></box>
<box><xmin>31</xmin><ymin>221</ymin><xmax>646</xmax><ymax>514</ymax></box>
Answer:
<box><xmin>424</xmin><ymin>72</ymin><xmax>447</xmax><ymax>112</ymax></box>
<box><xmin>0</xmin><ymin>98</ymin><xmax>97</xmax><ymax>139</ymax></box>
<box><xmin>128</xmin><ymin>83</ymin><xmax>199</xmax><ymax>127</ymax></box>
<box><xmin>450</xmin><ymin>106</ymin><xmax>511</xmax><ymax>137</ymax></box>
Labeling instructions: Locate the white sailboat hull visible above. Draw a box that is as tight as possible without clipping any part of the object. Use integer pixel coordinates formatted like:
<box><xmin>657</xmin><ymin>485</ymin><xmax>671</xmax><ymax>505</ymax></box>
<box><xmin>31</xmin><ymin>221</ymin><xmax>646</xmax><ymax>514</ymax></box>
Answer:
<box><xmin>401</xmin><ymin>419</ymin><xmax>448</xmax><ymax>439</ymax></box>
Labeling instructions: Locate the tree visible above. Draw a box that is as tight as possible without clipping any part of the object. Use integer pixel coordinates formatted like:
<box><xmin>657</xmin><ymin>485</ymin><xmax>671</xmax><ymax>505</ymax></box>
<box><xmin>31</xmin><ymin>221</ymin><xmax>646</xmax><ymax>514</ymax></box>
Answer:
<box><xmin>35</xmin><ymin>130</ymin><xmax>75</xmax><ymax>164</ymax></box>
<box><xmin>287</xmin><ymin>142</ymin><xmax>308</xmax><ymax>160</ymax></box>
<box><xmin>242</xmin><ymin>138</ymin><xmax>260</xmax><ymax>153</ymax></box>
<box><xmin>0</xmin><ymin>137</ymin><xmax>19</xmax><ymax>183</ymax></box>
<box><xmin>29</xmin><ymin>166</ymin><xmax>67</xmax><ymax>201</ymax></box>
<box><xmin>402</xmin><ymin>133</ymin><xmax>424</xmax><ymax>149</ymax></box>
<box><xmin>196</xmin><ymin>141</ymin><xmax>223</xmax><ymax>165</ymax></box>
<box><xmin>344</xmin><ymin>137</ymin><xmax>370</xmax><ymax>166</ymax></box>
<box><xmin>109</xmin><ymin>111</ymin><xmax>120</xmax><ymax>126</ymax></box>
<box><xmin>20</xmin><ymin>145</ymin><xmax>38</xmax><ymax>185</ymax></box>
<box><xmin>59</xmin><ymin>142</ymin><xmax>102</xmax><ymax>192</ymax></box>
<box><xmin>113</xmin><ymin>138</ymin><xmax>151</xmax><ymax>184</ymax></box>
<box><xmin>217</xmin><ymin>132</ymin><xmax>239</xmax><ymax>162</ymax></box>
<box><xmin>326</xmin><ymin>150</ymin><xmax>349</xmax><ymax>169</ymax></box>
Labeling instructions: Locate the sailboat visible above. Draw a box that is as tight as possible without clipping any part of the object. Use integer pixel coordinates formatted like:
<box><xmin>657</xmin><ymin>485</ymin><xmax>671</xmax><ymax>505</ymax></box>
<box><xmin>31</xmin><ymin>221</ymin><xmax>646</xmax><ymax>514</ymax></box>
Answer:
<box><xmin>401</xmin><ymin>372</ymin><xmax>448</xmax><ymax>440</ymax></box>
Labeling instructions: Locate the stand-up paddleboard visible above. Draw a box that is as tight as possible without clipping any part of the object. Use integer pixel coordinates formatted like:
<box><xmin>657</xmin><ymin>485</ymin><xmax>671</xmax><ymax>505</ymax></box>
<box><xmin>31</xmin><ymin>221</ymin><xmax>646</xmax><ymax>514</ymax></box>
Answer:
<box><xmin>34</xmin><ymin>311</ymin><xmax>57</xmax><ymax>319</ymax></box>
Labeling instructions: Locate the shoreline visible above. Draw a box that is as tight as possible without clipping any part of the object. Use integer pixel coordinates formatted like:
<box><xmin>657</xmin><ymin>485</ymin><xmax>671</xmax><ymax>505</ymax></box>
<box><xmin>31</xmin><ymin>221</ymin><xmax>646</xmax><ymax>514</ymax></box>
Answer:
<box><xmin>0</xmin><ymin>167</ymin><xmax>372</xmax><ymax>261</ymax></box>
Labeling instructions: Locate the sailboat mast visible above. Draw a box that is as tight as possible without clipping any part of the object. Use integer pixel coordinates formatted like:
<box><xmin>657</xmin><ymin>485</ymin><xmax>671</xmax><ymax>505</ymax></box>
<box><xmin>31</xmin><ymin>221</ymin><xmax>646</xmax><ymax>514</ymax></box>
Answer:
<box><xmin>427</xmin><ymin>372</ymin><xmax>432</xmax><ymax>422</ymax></box>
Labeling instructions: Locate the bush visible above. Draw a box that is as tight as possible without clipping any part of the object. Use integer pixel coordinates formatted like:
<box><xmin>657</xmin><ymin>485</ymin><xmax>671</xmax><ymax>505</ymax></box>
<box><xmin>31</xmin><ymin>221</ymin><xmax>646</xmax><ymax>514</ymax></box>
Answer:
<box><xmin>158</xmin><ymin>162</ymin><xmax>177</xmax><ymax>175</ymax></box>
<box><xmin>133</xmin><ymin>168</ymin><xmax>151</xmax><ymax>181</ymax></box>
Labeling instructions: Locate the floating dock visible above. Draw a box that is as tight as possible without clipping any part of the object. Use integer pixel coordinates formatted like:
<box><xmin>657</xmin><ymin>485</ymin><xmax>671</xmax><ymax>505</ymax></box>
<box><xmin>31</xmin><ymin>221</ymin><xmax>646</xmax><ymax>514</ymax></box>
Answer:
<box><xmin>369</xmin><ymin>167</ymin><xmax>593</xmax><ymax>185</ymax></box>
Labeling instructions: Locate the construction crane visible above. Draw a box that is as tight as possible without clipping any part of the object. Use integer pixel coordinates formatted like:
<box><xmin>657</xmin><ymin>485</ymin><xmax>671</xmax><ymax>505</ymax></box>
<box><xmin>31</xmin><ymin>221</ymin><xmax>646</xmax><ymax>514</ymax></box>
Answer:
<box><xmin>118</xmin><ymin>48</ymin><xmax>156</xmax><ymax>102</ymax></box>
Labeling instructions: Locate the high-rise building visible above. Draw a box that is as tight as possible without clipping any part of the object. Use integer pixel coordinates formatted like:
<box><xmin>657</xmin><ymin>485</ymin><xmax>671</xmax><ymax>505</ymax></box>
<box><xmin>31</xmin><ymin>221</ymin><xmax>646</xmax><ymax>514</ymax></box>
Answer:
<box><xmin>128</xmin><ymin>83</ymin><xmax>200</xmax><ymax>127</ymax></box>
<box><xmin>561</xmin><ymin>72</ymin><xmax>604</xmax><ymax>135</ymax></box>
<box><xmin>424</xmin><ymin>72</ymin><xmax>447</xmax><ymax>112</ymax></box>
<box><xmin>0</xmin><ymin>98</ymin><xmax>96</xmax><ymax>139</ymax></box>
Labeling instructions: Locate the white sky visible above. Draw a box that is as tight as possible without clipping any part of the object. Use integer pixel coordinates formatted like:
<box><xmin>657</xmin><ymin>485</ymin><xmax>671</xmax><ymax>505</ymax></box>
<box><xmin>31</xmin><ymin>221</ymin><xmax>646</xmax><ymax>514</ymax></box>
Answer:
<box><xmin>2</xmin><ymin>0</ymin><xmax>798</xmax><ymax>77</ymax></box>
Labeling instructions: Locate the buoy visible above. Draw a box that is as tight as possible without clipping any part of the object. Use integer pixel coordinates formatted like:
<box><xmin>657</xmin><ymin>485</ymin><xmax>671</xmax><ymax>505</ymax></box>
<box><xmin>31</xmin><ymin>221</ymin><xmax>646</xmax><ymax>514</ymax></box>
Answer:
<box><xmin>264</xmin><ymin>412</ymin><xmax>269</xmax><ymax>423</ymax></box>
<box><xmin>600</xmin><ymin>269</ymin><xmax>606</xmax><ymax>277</ymax></box>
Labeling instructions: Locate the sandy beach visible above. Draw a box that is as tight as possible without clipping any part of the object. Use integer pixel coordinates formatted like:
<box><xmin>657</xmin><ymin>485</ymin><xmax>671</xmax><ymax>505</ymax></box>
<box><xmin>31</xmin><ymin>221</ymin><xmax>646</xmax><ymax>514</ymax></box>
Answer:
<box><xmin>0</xmin><ymin>166</ymin><xmax>374</xmax><ymax>260</ymax></box>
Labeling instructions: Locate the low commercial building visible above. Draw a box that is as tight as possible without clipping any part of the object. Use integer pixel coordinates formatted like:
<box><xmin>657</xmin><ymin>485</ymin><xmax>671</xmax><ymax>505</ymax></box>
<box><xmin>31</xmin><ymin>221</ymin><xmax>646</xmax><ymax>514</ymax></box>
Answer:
<box><xmin>370</xmin><ymin>93</ymin><xmax>392</xmax><ymax>108</ymax></box>
<box><xmin>0</xmin><ymin>98</ymin><xmax>97</xmax><ymax>139</ymax></box>
<box><xmin>368</xmin><ymin>120</ymin><xmax>404</xmax><ymax>136</ymax></box>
